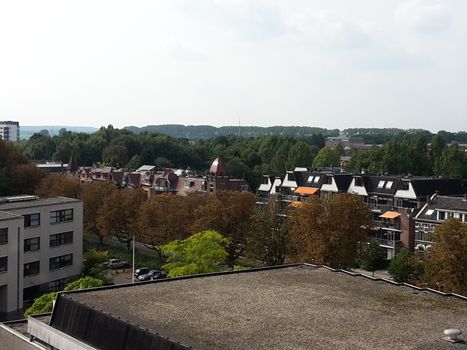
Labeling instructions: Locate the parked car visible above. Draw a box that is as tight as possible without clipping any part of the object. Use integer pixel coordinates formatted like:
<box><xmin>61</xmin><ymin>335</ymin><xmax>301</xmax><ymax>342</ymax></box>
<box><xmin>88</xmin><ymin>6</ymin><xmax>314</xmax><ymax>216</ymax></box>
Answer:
<box><xmin>134</xmin><ymin>267</ymin><xmax>150</xmax><ymax>278</ymax></box>
<box><xmin>107</xmin><ymin>258</ymin><xmax>129</xmax><ymax>269</ymax></box>
<box><xmin>137</xmin><ymin>270</ymin><xmax>167</xmax><ymax>281</ymax></box>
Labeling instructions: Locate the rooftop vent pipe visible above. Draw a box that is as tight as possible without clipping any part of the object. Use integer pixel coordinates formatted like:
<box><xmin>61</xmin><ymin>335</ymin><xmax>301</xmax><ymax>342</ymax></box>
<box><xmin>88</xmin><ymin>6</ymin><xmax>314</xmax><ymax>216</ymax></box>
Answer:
<box><xmin>443</xmin><ymin>328</ymin><xmax>463</xmax><ymax>343</ymax></box>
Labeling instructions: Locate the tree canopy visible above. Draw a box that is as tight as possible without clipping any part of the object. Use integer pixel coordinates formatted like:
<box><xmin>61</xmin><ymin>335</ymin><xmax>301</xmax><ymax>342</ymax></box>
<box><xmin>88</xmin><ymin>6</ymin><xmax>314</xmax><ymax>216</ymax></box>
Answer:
<box><xmin>161</xmin><ymin>230</ymin><xmax>229</xmax><ymax>277</ymax></box>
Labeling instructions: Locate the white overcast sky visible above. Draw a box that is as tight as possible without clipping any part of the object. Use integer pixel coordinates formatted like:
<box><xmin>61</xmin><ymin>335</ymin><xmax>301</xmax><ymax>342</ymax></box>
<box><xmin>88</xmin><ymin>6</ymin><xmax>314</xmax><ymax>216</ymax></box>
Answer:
<box><xmin>1</xmin><ymin>0</ymin><xmax>466</xmax><ymax>131</ymax></box>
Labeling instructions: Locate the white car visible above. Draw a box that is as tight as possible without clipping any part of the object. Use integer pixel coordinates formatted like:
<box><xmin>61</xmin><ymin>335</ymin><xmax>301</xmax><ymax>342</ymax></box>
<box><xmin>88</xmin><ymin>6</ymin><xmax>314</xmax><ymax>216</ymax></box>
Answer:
<box><xmin>107</xmin><ymin>258</ymin><xmax>129</xmax><ymax>269</ymax></box>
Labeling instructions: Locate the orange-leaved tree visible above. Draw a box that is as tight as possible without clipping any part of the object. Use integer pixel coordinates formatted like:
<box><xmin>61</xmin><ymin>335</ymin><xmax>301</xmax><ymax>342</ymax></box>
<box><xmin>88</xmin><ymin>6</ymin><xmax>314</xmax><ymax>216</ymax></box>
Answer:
<box><xmin>289</xmin><ymin>194</ymin><xmax>370</xmax><ymax>268</ymax></box>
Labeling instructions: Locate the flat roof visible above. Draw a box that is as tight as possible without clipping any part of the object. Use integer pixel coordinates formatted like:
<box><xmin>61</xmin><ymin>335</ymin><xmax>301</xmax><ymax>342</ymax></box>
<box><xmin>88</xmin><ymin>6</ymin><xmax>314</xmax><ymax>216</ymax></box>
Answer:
<box><xmin>58</xmin><ymin>265</ymin><xmax>467</xmax><ymax>350</ymax></box>
<box><xmin>0</xmin><ymin>197</ymin><xmax>81</xmax><ymax>211</ymax></box>
<box><xmin>0</xmin><ymin>211</ymin><xmax>22</xmax><ymax>221</ymax></box>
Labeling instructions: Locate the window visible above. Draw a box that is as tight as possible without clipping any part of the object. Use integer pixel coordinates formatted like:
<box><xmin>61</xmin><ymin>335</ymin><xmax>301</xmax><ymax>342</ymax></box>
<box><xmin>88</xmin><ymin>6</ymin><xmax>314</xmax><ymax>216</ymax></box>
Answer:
<box><xmin>377</xmin><ymin>180</ymin><xmax>385</xmax><ymax>188</ymax></box>
<box><xmin>354</xmin><ymin>178</ymin><xmax>363</xmax><ymax>187</ymax></box>
<box><xmin>48</xmin><ymin>278</ymin><xmax>70</xmax><ymax>292</ymax></box>
<box><xmin>0</xmin><ymin>256</ymin><xmax>7</xmax><ymax>273</ymax></box>
<box><xmin>313</xmin><ymin>176</ymin><xmax>320</xmax><ymax>184</ymax></box>
<box><xmin>307</xmin><ymin>176</ymin><xmax>314</xmax><ymax>183</ymax></box>
<box><xmin>50</xmin><ymin>209</ymin><xmax>73</xmax><ymax>224</ymax></box>
<box><xmin>49</xmin><ymin>254</ymin><xmax>73</xmax><ymax>270</ymax></box>
<box><xmin>24</xmin><ymin>213</ymin><xmax>40</xmax><ymax>227</ymax></box>
<box><xmin>24</xmin><ymin>261</ymin><xmax>40</xmax><ymax>276</ymax></box>
<box><xmin>438</xmin><ymin>211</ymin><xmax>446</xmax><ymax>220</ymax></box>
<box><xmin>0</xmin><ymin>228</ymin><xmax>7</xmax><ymax>245</ymax></box>
<box><xmin>24</xmin><ymin>237</ymin><xmax>40</xmax><ymax>252</ymax></box>
<box><xmin>385</xmin><ymin>181</ymin><xmax>393</xmax><ymax>189</ymax></box>
<box><xmin>324</xmin><ymin>176</ymin><xmax>333</xmax><ymax>185</ymax></box>
<box><xmin>50</xmin><ymin>231</ymin><xmax>73</xmax><ymax>247</ymax></box>
<box><xmin>425</xmin><ymin>209</ymin><xmax>434</xmax><ymax>216</ymax></box>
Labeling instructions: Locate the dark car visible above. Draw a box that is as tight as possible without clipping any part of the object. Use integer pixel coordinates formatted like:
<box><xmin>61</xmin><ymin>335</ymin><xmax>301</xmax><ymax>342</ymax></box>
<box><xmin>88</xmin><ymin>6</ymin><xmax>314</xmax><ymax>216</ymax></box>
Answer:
<box><xmin>134</xmin><ymin>267</ymin><xmax>150</xmax><ymax>278</ymax></box>
<box><xmin>137</xmin><ymin>270</ymin><xmax>167</xmax><ymax>282</ymax></box>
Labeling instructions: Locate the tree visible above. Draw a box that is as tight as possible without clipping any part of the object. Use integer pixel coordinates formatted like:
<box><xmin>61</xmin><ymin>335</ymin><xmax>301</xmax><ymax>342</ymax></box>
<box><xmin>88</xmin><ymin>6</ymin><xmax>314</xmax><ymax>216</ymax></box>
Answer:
<box><xmin>287</xmin><ymin>141</ymin><xmax>318</xmax><ymax>169</ymax></box>
<box><xmin>63</xmin><ymin>276</ymin><xmax>104</xmax><ymax>291</ymax></box>
<box><xmin>81</xmin><ymin>181</ymin><xmax>117</xmax><ymax>244</ymax></box>
<box><xmin>82</xmin><ymin>249</ymin><xmax>109</xmax><ymax>278</ymax></box>
<box><xmin>388</xmin><ymin>248</ymin><xmax>413</xmax><ymax>282</ymax></box>
<box><xmin>24</xmin><ymin>276</ymin><xmax>104</xmax><ymax>316</ymax></box>
<box><xmin>359</xmin><ymin>240</ymin><xmax>387</xmax><ymax>275</ymax></box>
<box><xmin>424</xmin><ymin>219</ymin><xmax>467</xmax><ymax>294</ymax></box>
<box><xmin>127</xmin><ymin>154</ymin><xmax>143</xmax><ymax>170</ymax></box>
<box><xmin>313</xmin><ymin>147</ymin><xmax>341</xmax><ymax>168</ymax></box>
<box><xmin>161</xmin><ymin>230</ymin><xmax>229</xmax><ymax>277</ymax></box>
<box><xmin>247</xmin><ymin>202</ymin><xmax>289</xmax><ymax>266</ymax></box>
<box><xmin>191</xmin><ymin>191</ymin><xmax>256</xmax><ymax>266</ymax></box>
<box><xmin>97</xmin><ymin>189</ymin><xmax>147</xmax><ymax>250</ymax></box>
<box><xmin>289</xmin><ymin>194</ymin><xmax>370</xmax><ymax>268</ymax></box>
<box><xmin>35</xmin><ymin>174</ymin><xmax>81</xmax><ymax>198</ymax></box>
<box><xmin>102</xmin><ymin>145</ymin><xmax>129</xmax><ymax>168</ymax></box>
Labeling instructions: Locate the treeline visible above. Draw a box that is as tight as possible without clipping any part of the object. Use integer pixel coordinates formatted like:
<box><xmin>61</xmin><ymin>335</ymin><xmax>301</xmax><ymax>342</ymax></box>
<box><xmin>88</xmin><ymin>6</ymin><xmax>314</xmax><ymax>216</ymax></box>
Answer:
<box><xmin>343</xmin><ymin>128</ymin><xmax>467</xmax><ymax>145</ymax></box>
<box><xmin>346</xmin><ymin>135</ymin><xmax>467</xmax><ymax>184</ymax></box>
<box><xmin>19</xmin><ymin>126</ymin><xmax>327</xmax><ymax>190</ymax></box>
<box><xmin>124</xmin><ymin>124</ymin><xmax>339</xmax><ymax>139</ymax></box>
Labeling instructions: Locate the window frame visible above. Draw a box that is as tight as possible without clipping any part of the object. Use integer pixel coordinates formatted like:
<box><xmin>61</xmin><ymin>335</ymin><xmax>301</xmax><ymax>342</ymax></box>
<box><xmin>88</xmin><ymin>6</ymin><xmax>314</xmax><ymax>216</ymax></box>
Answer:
<box><xmin>24</xmin><ymin>261</ymin><xmax>40</xmax><ymax>276</ymax></box>
<box><xmin>49</xmin><ymin>254</ymin><xmax>73</xmax><ymax>270</ymax></box>
<box><xmin>24</xmin><ymin>237</ymin><xmax>40</xmax><ymax>252</ymax></box>
<box><xmin>0</xmin><ymin>228</ymin><xmax>7</xmax><ymax>245</ymax></box>
<box><xmin>50</xmin><ymin>209</ymin><xmax>74</xmax><ymax>224</ymax></box>
<box><xmin>0</xmin><ymin>256</ymin><xmax>7</xmax><ymax>273</ymax></box>
<box><xmin>24</xmin><ymin>213</ymin><xmax>41</xmax><ymax>228</ymax></box>
<box><xmin>49</xmin><ymin>231</ymin><xmax>73</xmax><ymax>247</ymax></box>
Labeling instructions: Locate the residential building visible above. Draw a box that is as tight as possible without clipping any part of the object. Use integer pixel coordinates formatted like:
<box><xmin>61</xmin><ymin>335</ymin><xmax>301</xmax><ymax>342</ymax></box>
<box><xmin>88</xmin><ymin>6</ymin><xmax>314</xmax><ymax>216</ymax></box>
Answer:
<box><xmin>2</xmin><ymin>265</ymin><xmax>465</xmax><ymax>350</ymax></box>
<box><xmin>204</xmin><ymin>158</ymin><xmax>250</xmax><ymax>193</ymax></box>
<box><xmin>0</xmin><ymin>121</ymin><xmax>20</xmax><ymax>142</ymax></box>
<box><xmin>0</xmin><ymin>196</ymin><xmax>83</xmax><ymax>321</ymax></box>
<box><xmin>414</xmin><ymin>194</ymin><xmax>467</xmax><ymax>252</ymax></box>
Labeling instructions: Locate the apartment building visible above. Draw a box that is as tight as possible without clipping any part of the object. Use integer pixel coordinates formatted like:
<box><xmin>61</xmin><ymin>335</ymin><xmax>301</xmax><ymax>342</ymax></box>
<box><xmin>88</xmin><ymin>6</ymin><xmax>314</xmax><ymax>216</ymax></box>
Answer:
<box><xmin>0</xmin><ymin>121</ymin><xmax>20</xmax><ymax>142</ymax></box>
<box><xmin>0</xmin><ymin>196</ymin><xmax>83</xmax><ymax>320</ymax></box>
<box><xmin>414</xmin><ymin>194</ymin><xmax>467</xmax><ymax>252</ymax></box>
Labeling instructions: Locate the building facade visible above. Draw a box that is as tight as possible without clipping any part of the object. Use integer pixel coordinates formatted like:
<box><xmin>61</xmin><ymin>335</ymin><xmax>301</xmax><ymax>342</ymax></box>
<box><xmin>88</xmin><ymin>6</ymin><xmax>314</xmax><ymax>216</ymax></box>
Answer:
<box><xmin>0</xmin><ymin>121</ymin><xmax>20</xmax><ymax>142</ymax></box>
<box><xmin>0</xmin><ymin>196</ymin><xmax>83</xmax><ymax>321</ymax></box>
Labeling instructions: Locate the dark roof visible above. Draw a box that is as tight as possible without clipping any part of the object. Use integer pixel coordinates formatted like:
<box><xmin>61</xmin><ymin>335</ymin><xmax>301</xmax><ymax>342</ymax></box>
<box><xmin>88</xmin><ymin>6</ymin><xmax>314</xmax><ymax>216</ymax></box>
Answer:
<box><xmin>408</xmin><ymin>178</ymin><xmax>464</xmax><ymax>197</ymax></box>
<box><xmin>329</xmin><ymin>173</ymin><xmax>353</xmax><ymax>191</ymax></box>
<box><xmin>295</xmin><ymin>171</ymin><xmax>327</xmax><ymax>188</ymax></box>
<box><xmin>50</xmin><ymin>265</ymin><xmax>467</xmax><ymax>350</ymax></box>
<box><xmin>416</xmin><ymin>195</ymin><xmax>467</xmax><ymax>221</ymax></box>
<box><xmin>365</xmin><ymin>176</ymin><xmax>401</xmax><ymax>196</ymax></box>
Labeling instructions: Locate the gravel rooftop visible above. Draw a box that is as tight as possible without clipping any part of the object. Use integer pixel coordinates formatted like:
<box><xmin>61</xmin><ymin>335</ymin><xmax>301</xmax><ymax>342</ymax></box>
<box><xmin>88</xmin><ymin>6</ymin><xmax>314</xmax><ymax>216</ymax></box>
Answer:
<box><xmin>65</xmin><ymin>265</ymin><xmax>467</xmax><ymax>350</ymax></box>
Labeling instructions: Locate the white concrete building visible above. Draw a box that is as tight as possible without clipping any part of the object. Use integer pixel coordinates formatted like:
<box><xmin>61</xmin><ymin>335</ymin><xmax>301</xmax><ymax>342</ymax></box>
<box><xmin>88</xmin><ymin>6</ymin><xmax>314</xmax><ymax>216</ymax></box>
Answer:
<box><xmin>0</xmin><ymin>196</ymin><xmax>83</xmax><ymax>320</ymax></box>
<box><xmin>0</xmin><ymin>121</ymin><xmax>20</xmax><ymax>142</ymax></box>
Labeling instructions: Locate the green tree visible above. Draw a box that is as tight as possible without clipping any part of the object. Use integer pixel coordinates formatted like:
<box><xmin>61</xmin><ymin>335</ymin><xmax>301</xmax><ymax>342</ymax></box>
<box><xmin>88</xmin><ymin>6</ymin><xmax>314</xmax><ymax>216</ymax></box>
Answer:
<box><xmin>24</xmin><ymin>277</ymin><xmax>104</xmax><ymax>317</ymax></box>
<box><xmin>82</xmin><ymin>249</ymin><xmax>109</xmax><ymax>279</ymax></box>
<box><xmin>313</xmin><ymin>147</ymin><xmax>341</xmax><ymax>168</ymax></box>
<box><xmin>247</xmin><ymin>203</ymin><xmax>289</xmax><ymax>266</ymax></box>
<box><xmin>161</xmin><ymin>230</ymin><xmax>229</xmax><ymax>277</ymax></box>
<box><xmin>388</xmin><ymin>248</ymin><xmax>413</xmax><ymax>282</ymax></box>
<box><xmin>287</xmin><ymin>141</ymin><xmax>318</xmax><ymax>169</ymax></box>
<box><xmin>359</xmin><ymin>240</ymin><xmax>387</xmax><ymax>274</ymax></box>
<box><xmin>424</xmin><ymin>218</ymin><xmax>467</xmax><ymax>294</ymax></box>
<box><xmin>102</xmin><ymin>145</ymin><xmax>129</xmax><ymax>168</ymax></box>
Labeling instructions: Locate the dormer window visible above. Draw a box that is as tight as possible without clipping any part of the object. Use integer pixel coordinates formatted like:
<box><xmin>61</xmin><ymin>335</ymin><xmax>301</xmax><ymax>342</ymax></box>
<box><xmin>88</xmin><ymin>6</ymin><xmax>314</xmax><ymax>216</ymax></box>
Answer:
<box><xmin>385</xmin><ymin>181</ymin><xmax>393</xmax><ymax>189</ymax></box>
<box><xmin>307</xmin><ymin>176</ymin><xmax>314</xmax><ymax>183</ymax></box>
<box><xmin>377</xmin><ymin>181</ymin><xmax>385</xmax><ymax>188</ymax></box>
<box><xmin>399</xmin><ymin>182</ymin><xmax>409</xmax><ymax>191</ymax></box>
<box><xmin>313</xmin><ymin>176</ymin><xmax>320</xmax><ymax>184</ymax></box>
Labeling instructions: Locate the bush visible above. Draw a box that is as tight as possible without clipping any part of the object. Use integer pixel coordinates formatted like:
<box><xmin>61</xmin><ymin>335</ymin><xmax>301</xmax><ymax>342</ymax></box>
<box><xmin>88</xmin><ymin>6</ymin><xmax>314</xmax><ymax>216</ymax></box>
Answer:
<box><xmin>388</xmin><ymin>248</ymin><xmax>413</xmax><ymax>282</ymax></box>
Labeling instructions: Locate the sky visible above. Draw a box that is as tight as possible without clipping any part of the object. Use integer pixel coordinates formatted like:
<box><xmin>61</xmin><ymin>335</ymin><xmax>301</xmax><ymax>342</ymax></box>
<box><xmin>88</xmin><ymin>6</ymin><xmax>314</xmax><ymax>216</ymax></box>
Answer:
<box><xmin>1</xmin><ymin>0</ymin><xmax>466</xmax><ymax>131</ymax></box>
